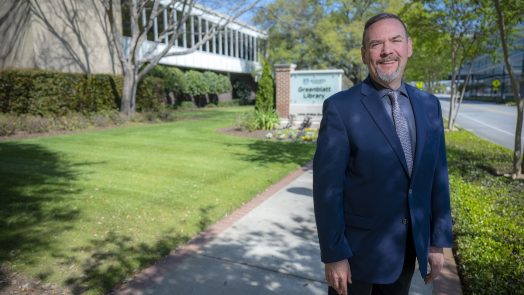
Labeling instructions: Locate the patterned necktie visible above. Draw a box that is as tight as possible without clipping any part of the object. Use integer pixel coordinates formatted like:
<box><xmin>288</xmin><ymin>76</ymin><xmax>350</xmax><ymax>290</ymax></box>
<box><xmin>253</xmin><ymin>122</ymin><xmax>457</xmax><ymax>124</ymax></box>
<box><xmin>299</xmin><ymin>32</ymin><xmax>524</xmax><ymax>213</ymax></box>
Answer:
<box><xmin>388</xmin><ymin>90</ymin><xmax>413</xmax><ymax>176</ymax></box>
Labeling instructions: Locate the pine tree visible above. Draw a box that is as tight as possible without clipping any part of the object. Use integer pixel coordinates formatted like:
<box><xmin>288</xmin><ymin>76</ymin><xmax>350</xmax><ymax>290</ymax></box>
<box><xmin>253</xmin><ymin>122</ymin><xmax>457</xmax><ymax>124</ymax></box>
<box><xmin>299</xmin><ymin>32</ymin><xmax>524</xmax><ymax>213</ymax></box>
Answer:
<box><xmin>255</xmin><ymin>60</ymin><xmax>274</xmax><ymax>113</ymax></box>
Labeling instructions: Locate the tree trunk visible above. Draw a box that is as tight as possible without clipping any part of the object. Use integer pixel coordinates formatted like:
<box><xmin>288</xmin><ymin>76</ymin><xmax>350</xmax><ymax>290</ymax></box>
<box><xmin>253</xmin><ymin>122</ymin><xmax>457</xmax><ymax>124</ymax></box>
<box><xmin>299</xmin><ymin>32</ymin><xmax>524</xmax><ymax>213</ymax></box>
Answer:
<box><xmin>121</xmin><ymin>68</ymin><xmax>138</xmax><ymax>117</ymax></box>
<box><xmin>517</xmin><ymin>101</ymin><xmax>524</xmax><ymax>177</ymax></box>
<box><xmin>452</xmin><ymin>63</ymin><xmax>473</xmax><ymax>125</ymax></box>
<box><xmin>494</xmin><ymin>0</ymin><xmax>523</xmax><ymax>177</ymax></box>
<box><xmin>447</xmin><ymin>36</ymin><xmax>457</xmax><ymax>130</ymax></box>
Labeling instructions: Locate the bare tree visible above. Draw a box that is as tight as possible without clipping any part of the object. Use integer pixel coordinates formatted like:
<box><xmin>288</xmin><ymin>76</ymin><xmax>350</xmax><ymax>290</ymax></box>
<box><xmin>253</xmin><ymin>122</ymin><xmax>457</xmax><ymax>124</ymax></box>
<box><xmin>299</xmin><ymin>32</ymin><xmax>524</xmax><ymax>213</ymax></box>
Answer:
<box><xmin>437</xmin><ymin>0</ymin><xmax>490</xmax><ymax>131</ymax></box>
<box><xmin>491</xmin><ymin>0</ymin><xmax>523</xmax><ymax>178</ymax></box>
<box><xmin>101</xmin><ymin>0</ymin><xmax>260</xmax><ymax>116</ymax></box>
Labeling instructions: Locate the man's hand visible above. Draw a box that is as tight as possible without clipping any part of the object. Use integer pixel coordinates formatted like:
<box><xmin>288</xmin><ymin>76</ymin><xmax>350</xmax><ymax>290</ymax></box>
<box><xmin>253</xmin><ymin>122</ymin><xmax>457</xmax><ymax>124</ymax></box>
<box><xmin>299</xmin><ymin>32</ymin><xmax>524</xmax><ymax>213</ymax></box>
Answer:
<box><xmin>325</xmin><ymin>259</ymin><xmax>351</xmax><ymax>295</ymax></box>
<box><xmin>425</xmin><ymin>247</ymin><xmax>444</xmax><ymax>284</ymax></box>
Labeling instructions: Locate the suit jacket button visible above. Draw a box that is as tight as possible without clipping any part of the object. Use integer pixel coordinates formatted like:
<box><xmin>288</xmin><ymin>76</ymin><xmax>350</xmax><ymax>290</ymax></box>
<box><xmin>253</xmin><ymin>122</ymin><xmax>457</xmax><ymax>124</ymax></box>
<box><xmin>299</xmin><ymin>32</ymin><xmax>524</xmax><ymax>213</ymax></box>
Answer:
<box><xmin>402</xmin><ymin>218</ymin><xmax>409</xmax><ymax>224</ymax></box>
<box><xmin>408</xmin><ymin>189</ymin><xmax>413</xmax><ymax>194</ymax></box>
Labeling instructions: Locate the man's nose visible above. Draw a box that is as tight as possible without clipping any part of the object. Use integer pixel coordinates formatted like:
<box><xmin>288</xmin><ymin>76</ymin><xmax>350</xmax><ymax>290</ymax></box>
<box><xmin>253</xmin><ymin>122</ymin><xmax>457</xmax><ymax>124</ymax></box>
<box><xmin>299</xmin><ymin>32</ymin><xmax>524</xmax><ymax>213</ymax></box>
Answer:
<box><xmin>381</xmin><ymin>42</ymin><xmax>393</xmax><ymax>56</ymax></box>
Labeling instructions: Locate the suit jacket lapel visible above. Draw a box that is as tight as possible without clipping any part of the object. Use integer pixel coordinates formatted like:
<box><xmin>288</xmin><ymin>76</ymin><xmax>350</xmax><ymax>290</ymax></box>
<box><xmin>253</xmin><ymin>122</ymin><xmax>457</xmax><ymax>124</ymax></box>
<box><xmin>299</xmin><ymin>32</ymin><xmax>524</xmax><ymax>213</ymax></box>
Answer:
<box><xmin>406</xmin><ymin>85</ymin><xmax>428</xmax><ymax>179</ymax></box>
<box><xmin>360</xmin><ymin>78</ymin><xmax>410</xmax><ymax>176</ymax></box>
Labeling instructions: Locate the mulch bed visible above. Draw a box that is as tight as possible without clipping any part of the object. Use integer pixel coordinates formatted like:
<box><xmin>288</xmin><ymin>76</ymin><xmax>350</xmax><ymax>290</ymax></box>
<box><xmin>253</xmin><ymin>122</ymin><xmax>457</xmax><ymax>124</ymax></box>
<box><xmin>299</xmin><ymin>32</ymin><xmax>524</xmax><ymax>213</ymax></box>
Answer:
<box><xmin>217</xmin><ymin>126</ymin><xmax>271</xmax><ymax>140</ymax></box>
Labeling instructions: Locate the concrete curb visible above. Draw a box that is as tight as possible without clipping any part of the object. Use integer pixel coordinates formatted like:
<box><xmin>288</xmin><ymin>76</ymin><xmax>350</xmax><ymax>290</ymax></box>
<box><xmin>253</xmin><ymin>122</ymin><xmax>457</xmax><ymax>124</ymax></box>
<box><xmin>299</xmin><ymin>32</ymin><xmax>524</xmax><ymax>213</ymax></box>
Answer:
<box><xmin>433</xmin><ymin>248</ymin><xmax>463</xmax><ymax>295</ymax></box>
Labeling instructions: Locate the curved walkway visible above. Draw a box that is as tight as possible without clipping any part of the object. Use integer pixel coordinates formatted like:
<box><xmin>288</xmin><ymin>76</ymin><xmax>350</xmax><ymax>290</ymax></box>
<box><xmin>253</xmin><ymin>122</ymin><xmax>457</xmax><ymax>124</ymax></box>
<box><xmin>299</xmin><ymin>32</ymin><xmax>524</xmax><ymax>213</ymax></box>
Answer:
<box><xmin>114</xmin><ymin>165</ymin><xmax>462</xmax><ymax>295</ymax></box>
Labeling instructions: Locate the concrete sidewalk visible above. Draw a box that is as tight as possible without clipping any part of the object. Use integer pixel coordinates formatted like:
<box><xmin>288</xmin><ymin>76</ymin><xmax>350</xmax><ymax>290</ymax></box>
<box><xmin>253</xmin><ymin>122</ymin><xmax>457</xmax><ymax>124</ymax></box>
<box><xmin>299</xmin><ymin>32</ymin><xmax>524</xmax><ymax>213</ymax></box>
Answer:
<box><xmin>115</xmin><ymin>166</ymin><xmax>461</xmax><ymax>295</ymax></box>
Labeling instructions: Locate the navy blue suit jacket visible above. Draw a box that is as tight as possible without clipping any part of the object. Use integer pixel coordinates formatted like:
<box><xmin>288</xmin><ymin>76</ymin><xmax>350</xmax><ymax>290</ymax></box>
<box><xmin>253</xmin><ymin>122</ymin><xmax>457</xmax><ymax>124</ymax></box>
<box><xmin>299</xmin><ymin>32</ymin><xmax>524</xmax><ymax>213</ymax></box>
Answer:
<box><xmin>313</xmin><ymin>77</ymin><xmax>453</xmax><ymax>284</ymax></box>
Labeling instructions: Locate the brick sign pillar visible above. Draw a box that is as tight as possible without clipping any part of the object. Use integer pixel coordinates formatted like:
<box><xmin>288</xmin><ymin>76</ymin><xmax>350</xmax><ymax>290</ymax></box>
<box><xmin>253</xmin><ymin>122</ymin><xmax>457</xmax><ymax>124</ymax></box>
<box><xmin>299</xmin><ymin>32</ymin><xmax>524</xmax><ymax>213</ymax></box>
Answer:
<box><xmin>275</xmin><ymin>64</ymin><xmax>296</xmax><ymax>118</ymax></box>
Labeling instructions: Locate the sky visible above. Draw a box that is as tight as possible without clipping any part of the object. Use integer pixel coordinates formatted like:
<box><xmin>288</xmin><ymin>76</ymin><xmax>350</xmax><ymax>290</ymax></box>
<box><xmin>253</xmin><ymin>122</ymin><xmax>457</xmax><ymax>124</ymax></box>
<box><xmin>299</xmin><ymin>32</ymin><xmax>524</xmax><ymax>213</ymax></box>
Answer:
<box><xmin>198</xmin><ymin>0</ymin><xmax>272</xmax><ymax>28</ymax></box>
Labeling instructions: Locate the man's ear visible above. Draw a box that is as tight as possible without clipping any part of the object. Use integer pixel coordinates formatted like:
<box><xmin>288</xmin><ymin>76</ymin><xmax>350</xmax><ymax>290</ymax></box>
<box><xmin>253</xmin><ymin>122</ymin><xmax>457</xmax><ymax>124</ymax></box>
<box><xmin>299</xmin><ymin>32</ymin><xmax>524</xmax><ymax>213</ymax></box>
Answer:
<box><xmin>407</xmin><ymin>37</ymin><xmax>413</xmax><ymax>58</ymax></box>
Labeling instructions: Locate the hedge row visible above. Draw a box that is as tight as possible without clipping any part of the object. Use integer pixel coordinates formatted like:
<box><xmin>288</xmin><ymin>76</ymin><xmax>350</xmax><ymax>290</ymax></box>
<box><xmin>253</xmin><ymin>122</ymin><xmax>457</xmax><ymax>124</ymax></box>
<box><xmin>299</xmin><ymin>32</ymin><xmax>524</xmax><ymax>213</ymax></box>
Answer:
<box><xmin>0</xmin><ymin>66</ymin><xmax>233</xmax><ymax>117</ymax></box>
<box><xmin>0</xmin><ymin>69</ymin><xmax>172</xmax><ymax>116</ymax></box>
<box><xmin>150</xmin><ymin>65</ymin><xmax>232</xmax><ymax>97</ymax></box>
<box><xmin>446</xmin><ymin>130</ymin><xmax>523</xmax><ymax>294</ymax></box>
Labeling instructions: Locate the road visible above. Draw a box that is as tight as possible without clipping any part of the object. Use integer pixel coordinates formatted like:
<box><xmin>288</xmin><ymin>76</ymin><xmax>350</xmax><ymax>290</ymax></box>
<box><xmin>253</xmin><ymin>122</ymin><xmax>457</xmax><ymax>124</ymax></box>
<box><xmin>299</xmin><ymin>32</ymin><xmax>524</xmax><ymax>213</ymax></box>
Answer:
<box><xmin>437</xmin><ymin>95</ymin><xmax>521</xmax><ymax>150</ymax></box>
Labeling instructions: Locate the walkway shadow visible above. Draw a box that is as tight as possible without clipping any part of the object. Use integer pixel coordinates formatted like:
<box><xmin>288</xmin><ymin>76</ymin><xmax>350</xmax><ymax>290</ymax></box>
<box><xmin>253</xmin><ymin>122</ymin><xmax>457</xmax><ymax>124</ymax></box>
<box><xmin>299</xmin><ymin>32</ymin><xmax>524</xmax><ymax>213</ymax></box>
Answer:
<box><xmin>287</xmin><ymin>187</ymin><xmax>313</xmax><ymax>197</ymax></box>
<box><xmin>0</xmin><ymin>142</ymin><xmax>84</xmax><ymax>291</ymax></box>
<box><xmin>140</xmin><ymin>205</ymin><xmax>327</xmax><ymax>294</ymax></box>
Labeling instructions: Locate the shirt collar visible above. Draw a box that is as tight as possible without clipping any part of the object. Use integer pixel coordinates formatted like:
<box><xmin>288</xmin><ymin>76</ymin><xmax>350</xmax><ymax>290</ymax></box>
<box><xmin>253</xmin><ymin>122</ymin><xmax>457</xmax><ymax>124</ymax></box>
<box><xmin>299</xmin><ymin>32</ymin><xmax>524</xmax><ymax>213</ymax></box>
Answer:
<box><xmin>369</xmin><ymin>77</ymin><xmax>408</xmax><ymax>98</ymax></box>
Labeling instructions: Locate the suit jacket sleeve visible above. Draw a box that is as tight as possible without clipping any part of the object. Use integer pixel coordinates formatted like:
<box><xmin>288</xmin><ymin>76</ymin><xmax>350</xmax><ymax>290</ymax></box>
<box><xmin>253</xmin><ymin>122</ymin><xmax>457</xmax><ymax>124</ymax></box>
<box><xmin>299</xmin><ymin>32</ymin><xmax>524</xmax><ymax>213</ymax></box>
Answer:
<box><xmin>313</xmin><ymin>98</ymin><xmax>353</xmax><ymax>263</ymax></box>
<box><xmin>430</xmin><ymin>99</ymin><xmax>454</xmax><ymax>248</ymax></box>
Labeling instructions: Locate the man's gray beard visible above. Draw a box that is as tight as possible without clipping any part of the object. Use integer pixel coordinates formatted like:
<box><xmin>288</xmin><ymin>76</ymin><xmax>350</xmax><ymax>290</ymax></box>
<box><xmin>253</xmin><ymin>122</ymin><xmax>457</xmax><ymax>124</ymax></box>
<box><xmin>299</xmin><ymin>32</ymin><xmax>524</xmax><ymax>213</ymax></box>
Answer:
<box><xmin>377</xmin><ymin>67</ymin><xmax>401</xmax><ymax>84</ymax></box>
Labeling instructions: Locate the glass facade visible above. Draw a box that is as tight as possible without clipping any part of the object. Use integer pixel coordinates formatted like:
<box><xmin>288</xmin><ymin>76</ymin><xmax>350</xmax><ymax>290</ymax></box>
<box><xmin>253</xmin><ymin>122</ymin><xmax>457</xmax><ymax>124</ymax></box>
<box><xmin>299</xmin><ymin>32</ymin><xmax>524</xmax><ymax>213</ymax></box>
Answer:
<box><xmin>463</xmin><ymin>27</ymin><xmax>524</xmax><ymax>101</ymax></box>
<box><xmin>121</xmin><ymin>2</ymin><xmax>265</xmax><ymax>63</ymax></box>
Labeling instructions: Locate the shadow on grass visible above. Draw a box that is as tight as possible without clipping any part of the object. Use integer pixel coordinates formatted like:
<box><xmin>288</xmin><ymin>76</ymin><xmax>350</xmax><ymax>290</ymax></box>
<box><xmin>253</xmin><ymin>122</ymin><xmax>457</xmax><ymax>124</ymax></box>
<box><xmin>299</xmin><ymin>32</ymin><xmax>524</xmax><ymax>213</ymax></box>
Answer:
<box><xmin>0</xmin><ymin>142</ymin><xmax>83</xmax><ymax>290</ymax></box>
<box><xmin>446</xmin><ymin>144</ymin><xmax>513</xmax><ymax>181</ymax></box>
<box><xmin>63</xmin><ymin>205</ymin><xmax>216</xmax><ymax>294</ymax></box>
<box><xmin>445</xmin><ymin>128</ymin><xmax>515</xmax><ymax>178</ymax></box>
<box><xmin>62</xmin><ymin>230</ymin><xmax>191</xmax><ymax>294</ymax></box>
<box><xmin>231</xmin><ymin>140</ymin><xmax>315</xmax><ymax>167</ymax></box>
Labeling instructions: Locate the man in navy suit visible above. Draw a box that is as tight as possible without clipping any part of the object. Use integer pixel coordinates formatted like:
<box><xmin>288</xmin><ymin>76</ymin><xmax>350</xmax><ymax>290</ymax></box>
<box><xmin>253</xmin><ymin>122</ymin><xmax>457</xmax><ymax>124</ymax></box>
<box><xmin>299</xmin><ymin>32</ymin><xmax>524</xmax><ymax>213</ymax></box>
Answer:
<box><xmin>313</xmin><ymin>13</ymin><xmax>453</xmax><ymax>295</ymax></box>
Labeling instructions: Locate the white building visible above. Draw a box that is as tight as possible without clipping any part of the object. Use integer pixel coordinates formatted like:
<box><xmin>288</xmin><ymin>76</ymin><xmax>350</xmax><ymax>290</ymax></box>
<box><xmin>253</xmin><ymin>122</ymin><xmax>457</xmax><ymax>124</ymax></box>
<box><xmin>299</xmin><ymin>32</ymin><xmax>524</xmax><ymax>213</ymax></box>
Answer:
<box><xmin>0</xmin><ymin>1</ymin><xmax>267</xmax><ymax>79</ymax></box>
<box><xmin>130</xmin><ymin>3</ymin><xmax>267</xmax><ymax>76</ymax></box>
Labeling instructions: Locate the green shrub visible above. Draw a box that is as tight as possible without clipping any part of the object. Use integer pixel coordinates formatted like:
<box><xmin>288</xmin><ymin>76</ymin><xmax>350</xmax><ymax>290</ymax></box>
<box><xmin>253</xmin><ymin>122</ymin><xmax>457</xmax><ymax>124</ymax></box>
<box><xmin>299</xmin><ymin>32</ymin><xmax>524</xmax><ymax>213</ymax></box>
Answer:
<box><xmin>178</xmin><ymin>101</ymin><xmax>197</xmax><ymax>109</ymax></box>
<box><xmin>235</xmin><ymin>110</ymin><xmax>280</xmax><ymax>131</ymax></box>
<box><xmin>184</xmin><ymin>70</ymin><xmax>208</xmax><ymax>97</ymax></box>
<box><xmin>233</xmin><ymin>80</ymin><xmax>252</xmax><ymax>104</ymax></box>
<box><xmin>76</xmin><ymin>74</ymin><xmax>120</xmax><ymax>114</ymax></box>
<box><xmin>135</xmin><ymin>76</ymin><xmax>166</xmax><ymax>112</ymax></box>
<box><xmin>446</xmin><ymin>130</ymin><xmax>523</xmax><ymax>295</ymax></box>
<box><xmin>149</xmin><ymin>65</ymin><xmax>187</xmax><ymax>96</ymax></box>
<box><xmin>217</xmin><ymin>74</ymin><xmax>232</xmax><ymax>94</ymax></box>
<box><xmin>203</xmin><ymin>71</ymin><xmax>220</xmax><ymax>94</ymax></box>
<box><xmin>255</xmin><ymin>59</ymin><xmax>274</xmax><ymax>112</ymax></box>
<box><xmin>0</xmin><ymin>69</ymin><xmax>78</xmax><ymax>116</ymax></box>
<box><xmin>28</xmin><ymin>72</ymin><xmax>74</xmax><ymax>116</ymax></box>
<box><xmin>201</xmin><ymin>71</ymin><xmax>232</xmax><ymax>95</ymax></box>
<box><xmin>0</xmin><ymin>69</ymin><xmax>122</xmax><ymax>116</ymax></box>
<box><xmin>254</xmin><ymin>110</ymin><xmax>279</xmax><ymax>130</ymax></box>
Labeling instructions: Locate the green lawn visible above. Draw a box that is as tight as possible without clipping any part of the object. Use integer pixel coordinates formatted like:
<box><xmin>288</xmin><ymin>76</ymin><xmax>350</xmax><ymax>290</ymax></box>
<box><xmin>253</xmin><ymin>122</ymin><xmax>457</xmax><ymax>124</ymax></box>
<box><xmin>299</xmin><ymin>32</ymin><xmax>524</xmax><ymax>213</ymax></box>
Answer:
<box><xmin>0</xmin><ymin>107</ymin><xmax>315</xmax><ymax>294</ymax></box>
